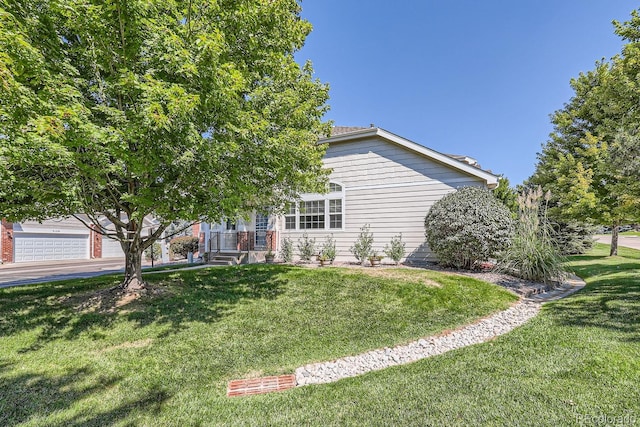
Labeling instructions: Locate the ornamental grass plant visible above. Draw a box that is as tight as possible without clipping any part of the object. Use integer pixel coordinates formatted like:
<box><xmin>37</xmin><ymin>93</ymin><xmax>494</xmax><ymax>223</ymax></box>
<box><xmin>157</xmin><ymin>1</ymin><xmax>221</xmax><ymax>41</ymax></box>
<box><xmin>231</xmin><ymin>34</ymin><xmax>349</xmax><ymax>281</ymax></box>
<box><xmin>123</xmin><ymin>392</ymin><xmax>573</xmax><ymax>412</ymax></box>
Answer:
<box><xmin>498</xmin><ymin>187</ymin><xmax>567</xmax><ymax>284</ymax></box>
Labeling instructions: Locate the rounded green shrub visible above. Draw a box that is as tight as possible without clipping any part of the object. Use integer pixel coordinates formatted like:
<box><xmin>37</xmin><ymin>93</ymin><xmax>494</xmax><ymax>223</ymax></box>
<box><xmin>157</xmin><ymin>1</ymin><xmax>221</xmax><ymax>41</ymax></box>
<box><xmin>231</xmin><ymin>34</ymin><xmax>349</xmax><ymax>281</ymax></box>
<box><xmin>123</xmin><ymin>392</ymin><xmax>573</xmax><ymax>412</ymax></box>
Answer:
<box><xmin>170</xmin><ymin>236</ymin><xmax>199</xmax><ymax>259</ymax></box>
<box><xmin>424</xmin><ymin>186</ymin><xmax>514</xmax><ymax>269</ymax></box>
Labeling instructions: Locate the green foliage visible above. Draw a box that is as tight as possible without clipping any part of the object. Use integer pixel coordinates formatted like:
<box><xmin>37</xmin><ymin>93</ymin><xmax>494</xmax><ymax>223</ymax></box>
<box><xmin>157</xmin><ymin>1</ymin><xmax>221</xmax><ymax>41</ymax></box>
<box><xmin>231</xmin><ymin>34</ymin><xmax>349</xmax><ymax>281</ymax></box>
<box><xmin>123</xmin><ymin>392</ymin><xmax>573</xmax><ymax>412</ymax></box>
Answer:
<box><xmin>350</xmin><ymin>224</ymin><xmax>374</xmax><ymax>265</ymax></box>
<box><xmin>0</xmin><ymin>0</ymin><xmax>330</xmax><ymax>288</ymax></box>
<box><xmin>281</xmin><ymin>237</ymin><xmax>294</xmax><ymax>263</ymax></box>
<box><xmin>321</xmin><ymin>234</ymin><xmax>337</xmax><ymax>262</ymax></box>
<box><xmin>165</xmin><ymin>221</ymin><xmax>193</xmax><ymax>239</ymax></box>
<box><xmin>384</xmin><ymin>233</ymin><xmax>406</xmax><ymax>265</ymax></box>
<box><xmin>493</xmin><ymin>175</ymin><xmax>518</xmax><ymax>216</ymax></box>
<box><xmin>424</xmin><ymin>187</ymin><xmax>514</xmax><ymax>269</ymax></box>
<box><xmin>170</xmin><ymin>236</ymin><xmax>199</xmax><ymax>259</ymax></box>
<box><xmin>144</xmin><ymin>242</ymin><xmax>162</xmax><ymax>261</ymax></box>
<box><xmin>609</xmin><ymin>130</ymin><xmax>640</xmax><ymax>220</ymax></box>
<box><xmin>552</xmin><ymin>221</ymin><xmax>596</xmax><ymax>255</ymax></box>
<box><xmin>297</xmin><ymin>233</ymin><xmax>316</xmax><ymax>261</ymax></box>
<box><xmin>498</xmin><ymin>187</ymin><xmax>567</xmax><ymax>284</ymax></box>
<box><xmin>528</xmin><ymin>10</ymin><xmax>640</xmax><ymax>256</ymax></box>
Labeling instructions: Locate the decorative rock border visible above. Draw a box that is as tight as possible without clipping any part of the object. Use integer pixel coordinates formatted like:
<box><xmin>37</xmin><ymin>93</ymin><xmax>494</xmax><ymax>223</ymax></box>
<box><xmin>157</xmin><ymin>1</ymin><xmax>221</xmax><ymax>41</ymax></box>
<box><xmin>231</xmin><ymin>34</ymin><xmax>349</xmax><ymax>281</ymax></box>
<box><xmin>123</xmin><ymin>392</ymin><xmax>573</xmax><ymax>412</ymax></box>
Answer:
<box><xmin>227</xmin><ymin>274</ymin><xmax>586</xmax><ymax>396</ymax></box>
<box><xmin>295</xmin><ymin>301</ymin><xmax>540</xmax><ymax>386</ymax></box>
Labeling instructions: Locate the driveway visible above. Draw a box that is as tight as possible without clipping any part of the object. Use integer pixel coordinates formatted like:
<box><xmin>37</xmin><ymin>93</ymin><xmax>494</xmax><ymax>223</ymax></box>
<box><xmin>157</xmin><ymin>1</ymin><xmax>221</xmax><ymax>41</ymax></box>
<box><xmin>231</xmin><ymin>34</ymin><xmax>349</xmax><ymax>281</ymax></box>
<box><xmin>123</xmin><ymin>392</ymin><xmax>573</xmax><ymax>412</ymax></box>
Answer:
<box><xmin>0</xmin><ymin>258</ymin><xmax>127</xmax><ymax>288</ymax></box>
<box><xmin>594</xmin><ymin>234</ymin><xmax>640</xmax><ymax>251</ymax></box>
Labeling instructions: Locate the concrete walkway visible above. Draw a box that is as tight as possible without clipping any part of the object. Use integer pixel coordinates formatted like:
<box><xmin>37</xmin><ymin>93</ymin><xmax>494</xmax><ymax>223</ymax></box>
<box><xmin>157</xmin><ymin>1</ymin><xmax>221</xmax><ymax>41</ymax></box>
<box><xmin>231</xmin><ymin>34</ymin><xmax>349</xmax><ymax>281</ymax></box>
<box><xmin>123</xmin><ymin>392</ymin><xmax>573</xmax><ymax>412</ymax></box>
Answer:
<box><xmin>0</xmin><ymin>259</ymin><xmax>203</xmax><ymax>288</ymax></box>
<box><xmin>594</xmin><ymin>234</ymin><xmax>640</xmax><ymax>250</ymax></box>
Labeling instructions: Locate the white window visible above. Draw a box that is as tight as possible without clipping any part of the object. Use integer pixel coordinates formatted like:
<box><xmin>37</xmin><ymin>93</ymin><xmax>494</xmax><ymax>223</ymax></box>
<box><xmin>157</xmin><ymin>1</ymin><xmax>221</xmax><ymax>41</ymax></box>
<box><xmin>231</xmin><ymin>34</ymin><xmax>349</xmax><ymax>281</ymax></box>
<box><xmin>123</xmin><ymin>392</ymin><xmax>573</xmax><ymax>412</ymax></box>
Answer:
<box><xmin>300</xmin><ymin>200</ymin><xmax>325</xmax><ymax>229</ymax></box>
<box><xmin>284</xmin><ymin>203</ymin><xmax>296</xmax><ymax>230</ymax></box>
<box><xmin>329</xmin><ymin>199</ymin><xmax>342</xmax><ymax>229</ymax></box>
<box><xmin>287</xmin><ymin>182</ymin><xmax>344</xmax><ymax>231</ymax></box>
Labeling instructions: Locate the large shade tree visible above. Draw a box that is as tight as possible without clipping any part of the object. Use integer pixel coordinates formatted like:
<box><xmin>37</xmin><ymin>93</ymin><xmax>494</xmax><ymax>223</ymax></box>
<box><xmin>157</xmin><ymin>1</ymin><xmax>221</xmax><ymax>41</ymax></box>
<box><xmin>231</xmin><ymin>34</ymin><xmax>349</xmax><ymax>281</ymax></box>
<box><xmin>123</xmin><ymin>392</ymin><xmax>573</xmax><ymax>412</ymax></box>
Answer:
<box><xmin>0</xmin><ymin>0</ymin><xmax>330</xmax><ymax>291</ymax></box>
<box><xmin>529</xmin><ymin>10</ymin><xmax>640</xmax><ymax>256</ymax></box>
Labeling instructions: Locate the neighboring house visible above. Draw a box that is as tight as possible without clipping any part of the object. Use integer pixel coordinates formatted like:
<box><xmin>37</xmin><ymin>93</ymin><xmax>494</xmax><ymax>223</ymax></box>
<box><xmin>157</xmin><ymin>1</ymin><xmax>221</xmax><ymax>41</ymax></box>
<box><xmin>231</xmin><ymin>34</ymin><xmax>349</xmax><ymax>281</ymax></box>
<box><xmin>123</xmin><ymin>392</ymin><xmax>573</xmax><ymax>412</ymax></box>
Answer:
<box><xmin>201</xmin><ymin>125</ymin><xmax>499</xmax><ymax>264</ymax></box>
<box><xmin>0</xmin><ymin>215</ymin><xmax>161</xmax><ymax>264</ymax></box>
<box><xmin>1</xmin><ymin>216</ymin><xmax>101</xmax><ymax>264</ymax></box>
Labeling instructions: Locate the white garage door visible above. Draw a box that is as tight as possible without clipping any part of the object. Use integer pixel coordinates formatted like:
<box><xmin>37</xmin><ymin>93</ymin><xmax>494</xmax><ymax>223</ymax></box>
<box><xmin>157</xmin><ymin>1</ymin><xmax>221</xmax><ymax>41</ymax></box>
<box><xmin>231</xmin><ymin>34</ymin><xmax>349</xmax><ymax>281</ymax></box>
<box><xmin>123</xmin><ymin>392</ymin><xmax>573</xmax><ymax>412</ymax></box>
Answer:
<box><xmin>14</xmin><ymin>233</ymin><xmax>89</xmax><ymax>263</ymax></box>
<box><xmin>102</xmin><ymin>238</ymin><xmax>125</xmax><ymax>258</ymax></box>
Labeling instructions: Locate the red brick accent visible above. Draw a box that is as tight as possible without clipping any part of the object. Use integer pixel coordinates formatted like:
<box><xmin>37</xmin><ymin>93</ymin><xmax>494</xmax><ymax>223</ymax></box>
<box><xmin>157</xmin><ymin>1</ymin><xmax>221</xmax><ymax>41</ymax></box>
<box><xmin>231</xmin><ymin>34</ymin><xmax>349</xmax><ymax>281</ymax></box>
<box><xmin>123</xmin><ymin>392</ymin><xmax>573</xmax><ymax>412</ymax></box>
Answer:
<box><xmin>192</xmin><ymin>222</ymin><xmax>200</xmax><ymax>236</ymax></box>
<box><xmin>198</xmin><ymin>231</ymin><xmax>206</xmax><ymax>255</ymax></box>
<box><xmin>237</xmin><ymin>231</ymin><xmax>250</xmax><ymax>251</ymax></box>
<box><xmin>237</xmin><ymin>231</ymin><xmax>257</xmax><ymax>251</ymax></box>
<box><xmin>1</xmin><ymin>220</ymin><xmax>14</xmax><ymax>263</ymax></box>
<box><xmin>90</xmin><ymin>225</ymin><xmax>102</xmax><ymax>259</ymax></box>
<box><xmin>266</xmin><ymin>231</ymin><xmax>277</xmax><ymax>251</ymax></box>
<box><xmin>227</xmin><ymin>374</ymin><xmax>296</xmax><ymax>397</ymax></box>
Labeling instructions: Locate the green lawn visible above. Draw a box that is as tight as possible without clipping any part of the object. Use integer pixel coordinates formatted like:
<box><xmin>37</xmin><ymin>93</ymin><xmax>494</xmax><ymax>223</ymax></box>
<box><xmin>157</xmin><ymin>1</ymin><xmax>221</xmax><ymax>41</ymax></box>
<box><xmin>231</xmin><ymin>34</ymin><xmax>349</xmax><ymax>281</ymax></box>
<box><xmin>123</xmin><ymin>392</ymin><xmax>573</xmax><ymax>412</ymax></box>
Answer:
<box><xmin>620</xmin><ymin>230</ymin><xmax>640</xmax><ymax>237</ymax></box>
<box><xmin>2</xmin><ymin>246</ymin><xmax>638</xmax><ymax>426</ymax></box>
<box><xmin>0</xmin><ymin>265</ymin><xmax>516</xmax><ymax>426</ymax></box>
<box><xmin>222</xmin><ymin>243</ymin><xmax>636</xmax><ymax>427</ymax></box>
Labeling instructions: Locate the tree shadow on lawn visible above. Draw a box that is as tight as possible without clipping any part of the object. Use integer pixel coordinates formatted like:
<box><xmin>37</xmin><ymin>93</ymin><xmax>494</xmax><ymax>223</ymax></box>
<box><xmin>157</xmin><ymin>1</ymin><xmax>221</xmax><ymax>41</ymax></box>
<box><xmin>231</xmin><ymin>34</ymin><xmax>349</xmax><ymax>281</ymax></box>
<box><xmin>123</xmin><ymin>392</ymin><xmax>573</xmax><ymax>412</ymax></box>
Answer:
<box><xmin>0</xmin><ymin>361</ymin><xmax>170</xmax><ymax>427</ymax></box>
<box><xmin>552</xmin><ymin>256</ymin><xmax>640</xmax><ymax>342</ymax></box>
<box><xmin>0</xmin><ymin>264</ymin><xmax>291</xmax><ymax>352</ymax></box>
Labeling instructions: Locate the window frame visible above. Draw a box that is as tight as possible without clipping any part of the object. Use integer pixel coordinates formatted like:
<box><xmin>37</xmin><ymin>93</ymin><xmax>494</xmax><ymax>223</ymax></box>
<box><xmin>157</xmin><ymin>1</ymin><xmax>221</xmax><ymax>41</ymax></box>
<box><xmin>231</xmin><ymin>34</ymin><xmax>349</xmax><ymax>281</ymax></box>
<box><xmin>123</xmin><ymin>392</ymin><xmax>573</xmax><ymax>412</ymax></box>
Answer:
<box><xmin>286</xmin><ymin>182</ymin><xmax>345</xmax><ymax>231</ymax></box>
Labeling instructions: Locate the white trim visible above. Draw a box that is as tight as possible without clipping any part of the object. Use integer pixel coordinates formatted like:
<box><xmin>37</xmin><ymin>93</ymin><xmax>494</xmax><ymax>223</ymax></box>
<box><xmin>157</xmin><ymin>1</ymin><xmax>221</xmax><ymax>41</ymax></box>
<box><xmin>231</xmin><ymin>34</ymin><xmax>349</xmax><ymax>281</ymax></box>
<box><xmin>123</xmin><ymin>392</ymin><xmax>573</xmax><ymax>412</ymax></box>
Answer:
<box><xmin>320</xmin><ymin>127</ymin><xmax>499</xmax><ymax>189</ymax></box>
<box><xmin>285</xmin><ymin>181</ymin><xmax>346</xmax><ymax>232</ymax></box>
<box><xmin>13</xmin><ymin>229</ymin><xmax>90</xmax><ymax>236</ymax></box>
<box><xmin>347</xmin><ymin>177</ymin><xmax>482</xmax><ymax>192</ymax></box>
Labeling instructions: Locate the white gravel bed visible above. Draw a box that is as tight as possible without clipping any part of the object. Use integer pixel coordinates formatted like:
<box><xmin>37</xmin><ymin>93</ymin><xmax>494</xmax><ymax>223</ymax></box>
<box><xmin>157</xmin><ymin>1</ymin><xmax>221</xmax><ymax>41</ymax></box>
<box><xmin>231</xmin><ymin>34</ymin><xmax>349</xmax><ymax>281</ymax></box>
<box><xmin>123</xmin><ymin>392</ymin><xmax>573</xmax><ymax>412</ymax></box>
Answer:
<box><xmin>295</xmin><ymin>300</ymin><xmax>541</xmax><ymax>386</ymax></box>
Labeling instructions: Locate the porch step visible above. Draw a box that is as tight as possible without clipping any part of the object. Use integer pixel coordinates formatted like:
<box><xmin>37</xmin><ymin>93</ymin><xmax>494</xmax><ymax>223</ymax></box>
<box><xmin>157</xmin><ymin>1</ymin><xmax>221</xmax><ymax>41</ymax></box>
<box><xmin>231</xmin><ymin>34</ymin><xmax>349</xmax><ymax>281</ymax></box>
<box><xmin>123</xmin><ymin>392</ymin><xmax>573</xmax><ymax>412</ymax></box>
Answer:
<box><xmin>208</xmin><ymin>259</ymin><xmax>234</xmax><ymax>266</ymax></box>
<box><xmin>208</xmin><ymin>255</ymin><xmax>239</xmax><ymax>265</ymax></box>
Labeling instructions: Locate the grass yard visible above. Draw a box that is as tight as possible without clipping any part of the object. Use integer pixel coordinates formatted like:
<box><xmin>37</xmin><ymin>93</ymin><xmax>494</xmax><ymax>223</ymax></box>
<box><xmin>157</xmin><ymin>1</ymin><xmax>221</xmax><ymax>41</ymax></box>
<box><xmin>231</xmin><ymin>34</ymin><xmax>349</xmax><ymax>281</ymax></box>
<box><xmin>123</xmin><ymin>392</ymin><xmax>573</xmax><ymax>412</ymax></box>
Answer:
<box><xmin>0</xmin><ymin>265</ymin><xmax>516</xmax><ymax>426</ymax></box>
<box><xmin>141</xmin><ymin>262</ymin><xmax>203</xmax><ymax>273</ymax></box>
<box><xmin>221</xmin><ymin>243</ymin><xmax>636</xmax><ymax>427</ymax></box>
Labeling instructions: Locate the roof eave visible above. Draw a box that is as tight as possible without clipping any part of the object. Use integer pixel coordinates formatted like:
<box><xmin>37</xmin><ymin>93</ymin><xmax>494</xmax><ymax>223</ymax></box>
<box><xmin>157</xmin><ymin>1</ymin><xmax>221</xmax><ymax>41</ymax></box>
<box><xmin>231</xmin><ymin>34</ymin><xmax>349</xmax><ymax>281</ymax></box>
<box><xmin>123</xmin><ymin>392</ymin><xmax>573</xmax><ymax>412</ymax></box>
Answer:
<box><xmin>320</xmin><ymin>127</ymin><xmax>499</xmax><ymax>189</ymax></box>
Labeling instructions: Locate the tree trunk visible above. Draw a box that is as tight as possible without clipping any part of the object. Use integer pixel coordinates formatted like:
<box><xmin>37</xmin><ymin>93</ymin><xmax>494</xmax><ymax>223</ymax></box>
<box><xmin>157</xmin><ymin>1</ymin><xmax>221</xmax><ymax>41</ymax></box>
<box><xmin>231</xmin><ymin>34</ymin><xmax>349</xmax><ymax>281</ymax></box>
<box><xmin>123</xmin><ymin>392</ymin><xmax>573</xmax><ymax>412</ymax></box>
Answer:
<box><xmin>610</xmin><ymin>222</ymin><xmax>619</xmax><ymax>257</ymax></box>
<box><xmin>122</xmin><ymin>243</ymin><xmax>146</xmax><ymax>292</ymax></box>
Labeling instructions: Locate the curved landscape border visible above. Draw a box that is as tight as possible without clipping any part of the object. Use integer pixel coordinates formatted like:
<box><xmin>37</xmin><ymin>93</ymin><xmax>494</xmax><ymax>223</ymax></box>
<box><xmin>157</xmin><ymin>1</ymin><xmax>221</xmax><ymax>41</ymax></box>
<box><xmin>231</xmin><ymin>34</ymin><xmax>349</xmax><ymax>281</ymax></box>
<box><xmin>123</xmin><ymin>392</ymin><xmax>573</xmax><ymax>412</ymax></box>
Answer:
<box><xmin>228</xmin><ymin>274</ymin><xmax>586</xmax><ymax>396</ymax></box>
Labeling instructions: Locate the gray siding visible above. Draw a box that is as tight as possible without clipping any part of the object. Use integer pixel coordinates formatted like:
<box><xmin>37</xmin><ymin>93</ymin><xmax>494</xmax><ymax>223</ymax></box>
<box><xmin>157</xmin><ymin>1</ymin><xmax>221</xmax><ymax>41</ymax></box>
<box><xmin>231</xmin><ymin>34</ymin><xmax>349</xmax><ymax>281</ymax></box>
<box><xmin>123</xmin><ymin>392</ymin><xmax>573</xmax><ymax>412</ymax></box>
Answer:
<box><xmin>279</xmin><ymin>136</ymin><xmax>487</xmax><ymax>263</ymax></box>
<box><xmin>323</xmin><ymin>138</ymin><xmax>477</xmax><ymax>188</ymax></box>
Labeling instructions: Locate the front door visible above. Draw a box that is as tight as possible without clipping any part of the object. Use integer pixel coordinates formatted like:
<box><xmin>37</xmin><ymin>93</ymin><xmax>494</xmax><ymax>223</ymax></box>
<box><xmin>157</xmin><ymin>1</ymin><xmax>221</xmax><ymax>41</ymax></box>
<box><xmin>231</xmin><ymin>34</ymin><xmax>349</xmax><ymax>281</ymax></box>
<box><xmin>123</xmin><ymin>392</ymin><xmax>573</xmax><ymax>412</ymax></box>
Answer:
<box><xmin>221</xmin><ymin>219</ymin><xmax>237</xmax><ymax>251</ymax></box>
<box><xmin>255</xmin><ymin>214</ymin><xmax>269</xmax><ymax>249</ymax></box>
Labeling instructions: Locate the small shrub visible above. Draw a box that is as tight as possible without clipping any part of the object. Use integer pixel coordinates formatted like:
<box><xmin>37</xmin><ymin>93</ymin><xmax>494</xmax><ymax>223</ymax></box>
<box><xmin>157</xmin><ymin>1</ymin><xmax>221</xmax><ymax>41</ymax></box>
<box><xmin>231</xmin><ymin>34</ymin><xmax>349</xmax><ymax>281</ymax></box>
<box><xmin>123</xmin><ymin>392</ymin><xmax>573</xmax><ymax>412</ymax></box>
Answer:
<box><xmin>170</xmin><ymin>236</ymin><xmax>199</xmax><ymax>259</ymax></box>
<box><xmin>350</xmin><ymin>224</ymin><xmax>374</xmax><ymax>265</ymax></box>
<box><xmin>424</xmin><ymin>187</ymin><xmax>514</xmax><ymax>269</ymax></box>
<box><xmin>498</xmin><ymin>187</ymin><xmax>567</xmax><ymax>284</ymax></box>
<box><xmin>281</xmin><ymin>237</ymin><xmax>294</xmax><ymax>263</ymax></box>
<box><xmin>321</xmin><ymin>234</ymin><xmax>337</xmax><ymax>262</ymax></box>
<box><xmin>369</xmin><ymin>251</ymin><xmax>383</xmax><ymax>261</ymax></box>
<box><xmin>384</xmin><ymin>233</ymin><xmax>406</xmax><ymax>266</ymax></box>
<box><xmin>297</xmin><ymin>233</ymin><xmax>316</xmax><ymax>261</ymax></box>
<box><xmin>144</xmin><ymin>242</ymin><xmax>162</xmax><ymax>261</ymax></box>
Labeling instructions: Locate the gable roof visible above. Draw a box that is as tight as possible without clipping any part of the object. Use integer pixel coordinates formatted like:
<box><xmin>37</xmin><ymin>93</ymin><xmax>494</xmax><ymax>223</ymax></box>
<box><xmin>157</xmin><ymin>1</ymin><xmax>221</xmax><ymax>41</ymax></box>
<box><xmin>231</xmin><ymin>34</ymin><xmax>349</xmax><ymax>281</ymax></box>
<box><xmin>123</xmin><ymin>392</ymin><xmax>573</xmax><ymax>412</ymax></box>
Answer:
<box><xmin>321</xmin><ymin>126</ymin><xmax>499</xmax><ymax>189</ymax></box>
<box><xmin>331</xmin><ymin>126</ymin><xmax>369</xmax><ymax>136</ymax></box>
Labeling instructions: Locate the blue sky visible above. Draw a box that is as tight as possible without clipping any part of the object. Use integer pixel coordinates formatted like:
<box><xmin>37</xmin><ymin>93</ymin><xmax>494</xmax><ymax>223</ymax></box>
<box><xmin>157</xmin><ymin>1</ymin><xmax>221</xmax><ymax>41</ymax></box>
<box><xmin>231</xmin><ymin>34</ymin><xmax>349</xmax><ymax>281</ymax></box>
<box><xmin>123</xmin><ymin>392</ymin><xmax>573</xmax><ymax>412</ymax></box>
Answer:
<box><xmin>296</xmin><ymin>1</ymin><xmax>637</xmax><ymax>185</ymax></box>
